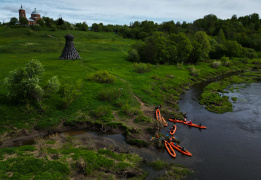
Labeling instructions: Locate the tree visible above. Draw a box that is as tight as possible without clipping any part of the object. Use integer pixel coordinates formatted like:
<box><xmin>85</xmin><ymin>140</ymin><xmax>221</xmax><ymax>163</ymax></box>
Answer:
<box><xmin>10</xmin><ymin>17</ymin><xmax>18</xmax><ymax>25</ymax></box>
<box><xmin>217</xmin><ymin>29</ymin><xmax>226</xmax><ymax>44</ymax></box>
<box><xmin>19</xmin><ymin>17</ymin><xmax>28</xmax><ymax>25</ymax></box>
<box><xmin>82</xmin><ymin>21</ymin><xmax>88</xmax><ymax>31</ymax></box>
<box><xmin>92</xmin><ymin>23</ymin><xmax>101</xmax><ymax>32</ymax></box>
<box><xmin>224</xmin><ymin>40</ymin><xmax>243</xmax><ymax>57</ymax></box>
<box><xmin>4</xmin><ymin>60</ymin><xmax>60</xmax><ymax>108</ymax></box>
<box><xmin>194</xmin><ymin>31</ymin><xmax>211</xmax><ymax>59</ymax></box>
<box><xmin>37</xmin><ymin>19</ymin><xmax>45</xmax><ymax>27</ymax></box>
<box><xmin>169</xmin><ymin>33</ymin><xmax>193</xmax><ymax>63</ymax></box>
<box><xmin>42</xmin><ymin>16</ymin><xmax>54</xmax><ymax>27</ymax></box>
<box><xmin>161</xmin><ymin>21</ymin><xmax>176</xmax><ymax>33</ymax></box>
<box><xmin>56</xmin><ymin>17</ymin><xmax>64</xmax><ymax>26</ymax></box>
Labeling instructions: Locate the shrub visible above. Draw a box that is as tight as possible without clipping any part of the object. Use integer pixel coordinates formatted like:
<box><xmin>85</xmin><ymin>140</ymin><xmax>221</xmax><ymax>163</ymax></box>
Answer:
<box><xmin>3</xmin><ymin>60</ymin><xmax>45</xmax><ymax>103</ymax></box>
<box><xmin>30</xmin><ymin>25</ymin><xmax>42</xmax><ymax>31</ymax></box>
<box><xmin>190</xmin><ymin>66</ymin><xmax>200</xmax><ymax>76</ymax></box>
<box><xmin>61</xmin><ymin>79</ymin><xmax>82</xmax><ymax>109</ymax></box>
<box><xmin>128</xmin><ymin>49</ymin><xmax>140</xmax><ymax>62</ymax></box>
<box><xmin>176</xmin><ymin>62</ymin><xmax>184</xmax><ymax>69</ymax></box>
<box><xmin>121</xmin><ymin>104</ymin><xmax>139</xmax><ymax>116</ymax></box>
<box><xmin>133</xmin><ymin>63</ymin><xmax>151</xmax><ymax>73</ymax></box>
<box><xmin>45</xmin><ymin>76</ymin><xmax>60</xmax><ymax>94</ymax></box>
<box><xmin>98</xmin><ymin>88</ymin><xmax>121</xmax><ymax>102</ymax></box>
<box><xmin>91</xmin><ymin>106</ymin><xmax>111</xmax><ymax>119</ymax></box>
<box><xmin>90</xmin><ymin>71</ymin><xmax>116</xmax><ymax>83</ymax></box>
<box><xmin>212</xmin><ymin>60</ymin><xmax>222</xmax><ymax>68</ymax></box>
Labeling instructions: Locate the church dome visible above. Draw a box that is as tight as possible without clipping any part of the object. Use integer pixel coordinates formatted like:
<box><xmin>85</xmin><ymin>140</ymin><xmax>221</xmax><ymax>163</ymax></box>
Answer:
<box><xmin>32</xmin><ymin>8</ymin><xmax>40</xmax><ymax>14</ymax></box>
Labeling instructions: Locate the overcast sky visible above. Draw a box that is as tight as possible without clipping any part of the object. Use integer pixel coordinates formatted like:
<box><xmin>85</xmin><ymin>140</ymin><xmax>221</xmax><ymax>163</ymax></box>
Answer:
<box><xmin>1</xmin><ymin>0</ymin><xmax>260</xmax><ymax>25</ymax></box>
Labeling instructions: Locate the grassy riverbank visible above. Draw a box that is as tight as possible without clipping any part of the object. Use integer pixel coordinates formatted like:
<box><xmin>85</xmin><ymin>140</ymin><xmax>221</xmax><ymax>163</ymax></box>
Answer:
<box><xmin>0</xmin><ymin>134</ymin><xmax>190</xmax><ymax>180</ymax></box>
<box><xmin>0</xmin><ymin>26</ymin><xmax>261</xmax><ymax>179</ymax></box>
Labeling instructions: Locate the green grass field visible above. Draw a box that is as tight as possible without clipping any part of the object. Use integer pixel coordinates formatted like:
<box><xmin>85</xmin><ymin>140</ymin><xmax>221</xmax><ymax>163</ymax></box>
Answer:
<box><xmin>0</xmin><ymin>26</ymin><xmax>259</xmax><ymax>134</ymax></box>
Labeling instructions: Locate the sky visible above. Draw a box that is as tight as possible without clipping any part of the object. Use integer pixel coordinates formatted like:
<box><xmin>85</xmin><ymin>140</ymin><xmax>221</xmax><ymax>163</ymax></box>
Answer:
<box><xmin>1</xmin><ymin>0</ymin><xmax>260</xmax><ymax>25</ymax></box>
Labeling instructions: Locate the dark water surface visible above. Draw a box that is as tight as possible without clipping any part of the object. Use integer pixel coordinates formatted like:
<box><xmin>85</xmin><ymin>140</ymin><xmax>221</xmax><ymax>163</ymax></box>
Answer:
<box><xmin>173</xmin><ymin>82</ymin><xmax>261</xmax><ymax>180</ymax></box>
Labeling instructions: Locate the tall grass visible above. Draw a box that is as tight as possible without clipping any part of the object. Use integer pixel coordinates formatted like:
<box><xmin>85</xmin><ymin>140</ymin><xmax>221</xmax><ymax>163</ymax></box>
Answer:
<box><xmin>89</xmin><ymin>70</ymin><xmax>116</xmax><ymax>83</ymax></box>
<box><xmin>133</xmin><ymin>63</ymin><xmax>151</xmax><ymax>73</ymax></box>
<box><xmin>212</xmin><ymin>60</ymin><xmax>222</xmax><ymax>69</ymax></box>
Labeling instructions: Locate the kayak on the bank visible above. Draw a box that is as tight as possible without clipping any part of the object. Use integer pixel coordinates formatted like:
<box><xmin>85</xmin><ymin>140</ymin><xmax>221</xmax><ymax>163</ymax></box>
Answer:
<box><xmin>169</xmin><ymin>118</ymin><xmax>206</xmax><ymax>129</ymax></box>
<box><xmin>165</xmin><ymin>141</ymin><xmax>176</xmax><ymax>158</ymax></box>
<box><xmin>169</xmin><ymin>142</ymin><xmax>192</xmax><ymax>156</ymax></box>
<box><xmin>169</xmin><ymin>118</ymin><xmax>184</xmax><ymax>123</ymax></box>
<box><xmin>170</xmin><ymin>125</ymin><xmax>177</xmax><ymax>135</ymax></box>
<box><xmin>156</xmin><ymin>109</ymin><xmax>161</xmax><ymax>122</ymax></box>
<box><xmin>162</xmin><ymin>117</ymin><xmax>168</xmax><ymax>127</ymax></box>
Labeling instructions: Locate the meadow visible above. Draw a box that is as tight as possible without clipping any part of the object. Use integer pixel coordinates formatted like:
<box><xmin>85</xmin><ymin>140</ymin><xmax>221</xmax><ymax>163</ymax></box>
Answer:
<box><xmin>0</xmin><ymin>26</ymin><xmax>261</xmax><ymax>179</ymax></box>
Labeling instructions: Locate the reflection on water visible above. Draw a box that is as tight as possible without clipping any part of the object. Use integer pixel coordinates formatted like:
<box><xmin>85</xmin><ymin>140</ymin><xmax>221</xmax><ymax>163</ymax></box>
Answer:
<box><xmin>175</xmin><ymin>82</ymin><xmax>261</xmax><ymax>180</ymax></box>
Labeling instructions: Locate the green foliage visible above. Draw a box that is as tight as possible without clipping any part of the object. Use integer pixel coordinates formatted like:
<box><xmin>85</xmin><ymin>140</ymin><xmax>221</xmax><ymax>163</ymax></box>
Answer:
<box><xmin>98</xmin><ymin>88</ymin><xmax>122</xmax><ymax>102</ymax></box>
<box><xmin>148</xmin><ymin>160</ymin><xmax>169</xmax><ymax>170</ymax></box>
<box><xmin>89</xmin><ymin>71</ymin><xmax>116</xmax><ymax>83</ymax></box>
<box><xmin>190</xmin><ymin>66</ymin><xmax>201</xmax><ymax>76</ymax></box>
<box><xmin>212</xmin><ymin>60</ymin><xmax>222</xmax><ymax>69</ymax></box>
<box><xmin>121</xmin><ymin>103</ymin><xmax>139</xmax><ymax>116</ymax></box>
<box><xmin>194</xmin><ymin>31</ymin><xmax>211</xmax><ymax>59</ymax></box>
<box><xmin>134</xmin><ymin>114</ymin><xmax>151</xmax><ymax>123</ymax></box>
<box><xmin>61</xmin><ymin>79</ymin><xmax>82</xmax><ymax>109</ymax></box>
<box><xmin>133</xmin><ymin>63</ymin><xmax>151</xmax><ymax>73</ymax></box>
<box><xmin>9</xmin><ymin>17</ymin><xmax>18</xmax><ymax>25</ymax></box>
<box><xmin>3</xmin><ymin>60</ymin><xmax>45</xmax><ymax>103</ymax></box>
<box><xmin>91</xmin><ymin>105</ymin><xmax>111</xmax><ymax>119</ymax></box>
<box><xmin>46</xmin><ymin>76</ymin><xmax>60</xmax><ymax>94</ymax></box>
<box><xmin>126</xmin><ymin>139</ymin><xmax>149</xmax><ymax>147</ymax></box>
<box><xmin>231</xmin><ymin>97</ymin><xmax>237</xmax><ymax>101</ymax></box>
<box><xmin>217</xmin><ymin>29</ymin><xmax>226</xmax><ymax>44</ymax></box>
<box><xmin>128</xmin><ymin>48</ymin><xmax>140</xmax><ymax>62</ymax></box>
<box><xmin>19</xmin><ymin>17</ymin><xmax>28</xmax><ymax>25</ymax></box>
<box><xmin>31</xmin><ymin>25</ymin><xmax>42</xmax><ymax>31</ymax></box>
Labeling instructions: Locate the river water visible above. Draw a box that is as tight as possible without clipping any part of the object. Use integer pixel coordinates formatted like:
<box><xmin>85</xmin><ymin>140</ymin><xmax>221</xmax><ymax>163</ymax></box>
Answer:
<box><xmin>172</xmin><ymin>82</ymin><xmax>261</xmax><ymax>180</ymax></box>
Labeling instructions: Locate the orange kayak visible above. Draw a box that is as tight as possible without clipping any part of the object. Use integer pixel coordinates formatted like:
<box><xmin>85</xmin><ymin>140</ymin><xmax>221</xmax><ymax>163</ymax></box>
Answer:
<box><xmin>156</xmin><ymin>109</ymin><xmax>161</xmax><ymax>122</ymax></box>
<box><xmin>165</xmin><ymin>141</ymin><xmax>176</xmax><ymax>158</ymax></box>
<box><xmin>169</xmin><ymin>119</ymin><xmax>206</xmax><ymax>129</ymax></box>
<box><xmin>169</xmin><ymin>118</ymin><xmax>184</xmax><ymax>123</ymax></box>
<box><xmin>169</xmin><ymin>142</ymin><xmax>192</xmax><ymax>156</ymax></box>
<box><xmin>170</xmin><ymin>125</ymin><xmax>177</xmax><ymax>135</ymax></box>
<box><xmin>185</xmin><ymin>121</ymin><xmax>207</xmax><ymax>129</ymax></box>
<box><xmin>162</xmin><ymin>117</ymin><xmax>168</xmax><ymax>127</ymax></box>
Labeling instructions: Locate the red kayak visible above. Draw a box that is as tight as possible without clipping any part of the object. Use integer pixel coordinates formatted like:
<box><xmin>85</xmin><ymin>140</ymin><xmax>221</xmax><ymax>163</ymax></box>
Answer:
<box><xmin>165</xmin><ymin>141</ymin><xmax>176</xmax><ymax>158</ymax></box>
<box><xmin>169</xmin><ymin>142</ymin><xmax>192</xmax><ymax>156</ymax></box>
<box><xmin>170</xmin><ymin>125</ymin><xmax>177</xmax><ymax>135</ymax></box>
<box><xmin>169</xmin><ymin>119</ymin><xmax>206</xmax><ymax>129</ymax></box>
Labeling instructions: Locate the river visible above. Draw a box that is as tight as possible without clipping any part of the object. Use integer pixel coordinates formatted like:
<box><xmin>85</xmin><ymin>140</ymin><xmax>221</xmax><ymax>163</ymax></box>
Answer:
<box><xmin>171</xmin><ymin>82</ymin><xmax>261</xmax><ymax>179</ymax></box>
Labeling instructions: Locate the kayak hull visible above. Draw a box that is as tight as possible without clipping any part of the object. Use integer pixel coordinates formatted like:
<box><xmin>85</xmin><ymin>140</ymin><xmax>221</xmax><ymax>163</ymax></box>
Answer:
<box><xmin>169</xmin><ymin>142</ymin><xmax>192</xmax><ymax>156</ymax></box>
<box><xmin>170</xmin><ymin>125</ymin><xmax>177</xmax><ymax>135</ymax></box>
<box><xmin>165</xmin><ymin>141</ymin><xmax>176</xmax><ymax>158</ymax></box>
<box><xmin>169</xmin><ymin>119</ymin><xmax>206</xmax><ymax>129</ymax></box>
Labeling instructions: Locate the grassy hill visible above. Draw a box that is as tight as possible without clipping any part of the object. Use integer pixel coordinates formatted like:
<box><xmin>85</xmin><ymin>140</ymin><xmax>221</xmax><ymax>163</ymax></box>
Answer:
<box><xmin>0</xmin><ymin>26</ymin><xmax>258</xmax><ymax>137</ymax></box>
<box><xmin>0</xmin><ymin>26</ymin><xmax>260</xmax><ymax>180</ymax></box>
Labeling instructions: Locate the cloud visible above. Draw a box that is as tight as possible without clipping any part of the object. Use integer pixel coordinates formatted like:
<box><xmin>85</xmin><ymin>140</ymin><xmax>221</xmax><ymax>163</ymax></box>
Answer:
<box><xmin>0</xmin><ymin>0</ymin><xmax>260</xmax><ymax>24</ymax></box>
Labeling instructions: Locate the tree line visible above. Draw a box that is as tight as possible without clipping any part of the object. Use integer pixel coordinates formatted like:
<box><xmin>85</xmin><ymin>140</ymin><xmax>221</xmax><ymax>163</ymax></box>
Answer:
<box><xmin>6</xmin><ymin>13</ymin><xmax>261</xmax><ymax>64</ymax></box>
